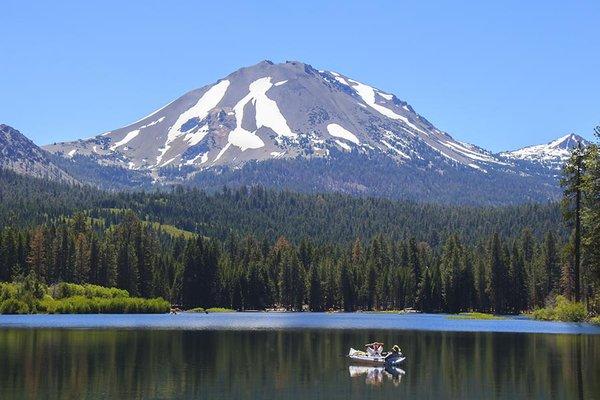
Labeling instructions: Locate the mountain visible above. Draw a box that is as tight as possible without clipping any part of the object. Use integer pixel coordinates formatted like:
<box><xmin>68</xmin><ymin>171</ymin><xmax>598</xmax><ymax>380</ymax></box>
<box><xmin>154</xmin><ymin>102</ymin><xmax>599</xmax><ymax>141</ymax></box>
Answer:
<box><xmin>40</xmin><ymin>61</ymin><xmax>573</xmax><ymax>203</ymax></box>
<box><xmin>0</xmin><ymin>124</ymin><xmax>74</xmax><ymax>183</ymax></box>
<box><xmin>500</xmin><ymin>133</ymin><xmax>589</xmax><ymax>170</ymax></box>
<box><xmin>45</xmin><ymin>60</ymin><xmax>504</xmax><ymax>172</ymax></box>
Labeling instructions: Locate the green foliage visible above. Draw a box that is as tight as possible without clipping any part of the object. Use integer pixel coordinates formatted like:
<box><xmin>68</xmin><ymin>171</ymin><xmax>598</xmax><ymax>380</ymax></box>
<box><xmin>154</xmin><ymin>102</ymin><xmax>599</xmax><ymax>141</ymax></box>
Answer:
<box><xmin>2</xmin><ymin>162</ymin><xmax>599</xmax><ymax>317</ymax></box>
<box><xmin>41</xmin><ymin>295</ymin><xmax>170</xmax><ymax>314</ymax></box>
<box><xmin>0</xmin><ymin>282</ymin><xmax>18</xmax><ymax>301</ymax></box>
<box><xmin>531</xmin><ymin>296</ymin><xmax>587</xmax><ymax>322</ymax></box>
<box><xmin>0</xmin><ymin>212</ymin><xmax>579</xmax><ymax>315</ymax></box>
<box><xmin>0</xmin><ymin>278</ymin><xmax>169</xmax><ymax>315</ymax></box>
<box><xmin>561</xmin><ymin>136</ymin><xmax>600</xmax><ymax>311</ymax></box>
<box><xmin>530</xmin><ymin>307</ymin><xmax>556</xmax><ymax>321</ymax></box>
<box><xmin>38</xmin><ymin>296</ymin><xmax>170</xmax><ymax>314</ymax></box>
<box><xmin>0</xmin><ymin>298</ymin><xmax>30</xmax><ymax>314</ymax></box>
<box><xmin>50</xmin><ymin>283</ymin><xmax>129</xmax><ymax>299</ymax></box>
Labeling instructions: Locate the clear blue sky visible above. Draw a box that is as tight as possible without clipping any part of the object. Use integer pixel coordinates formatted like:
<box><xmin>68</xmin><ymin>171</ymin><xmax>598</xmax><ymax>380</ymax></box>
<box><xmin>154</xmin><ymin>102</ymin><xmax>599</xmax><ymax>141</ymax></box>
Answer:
<box><xmin>1</xmin><ymin>1</ymin><xmax>598</xmax><ymax>151</ymax></box>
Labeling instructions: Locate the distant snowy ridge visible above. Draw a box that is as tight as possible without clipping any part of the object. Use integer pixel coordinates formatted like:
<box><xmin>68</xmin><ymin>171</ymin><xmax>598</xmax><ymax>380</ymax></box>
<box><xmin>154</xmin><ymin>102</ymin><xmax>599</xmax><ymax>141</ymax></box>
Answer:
<box><xmin>501</xmin><ymin>133</ymin><xmax>589</xmax><ymax>169</ymax></box>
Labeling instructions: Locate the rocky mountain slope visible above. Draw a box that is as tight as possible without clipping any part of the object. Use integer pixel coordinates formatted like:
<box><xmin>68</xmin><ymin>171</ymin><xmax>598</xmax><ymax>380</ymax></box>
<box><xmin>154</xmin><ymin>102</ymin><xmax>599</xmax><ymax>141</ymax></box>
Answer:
<box><xmin>0</xmin><ymin>124</ymin><xmax>74</xmax><ymax>183</ymax></box>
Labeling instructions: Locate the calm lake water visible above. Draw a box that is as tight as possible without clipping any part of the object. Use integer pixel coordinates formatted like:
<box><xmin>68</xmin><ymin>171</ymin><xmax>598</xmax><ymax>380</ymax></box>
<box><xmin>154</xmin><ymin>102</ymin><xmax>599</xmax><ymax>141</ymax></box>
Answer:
<box><xmin>1</xmin><ymin>313</ymin><xmax>599</xmax><ymax>399</ymax></box>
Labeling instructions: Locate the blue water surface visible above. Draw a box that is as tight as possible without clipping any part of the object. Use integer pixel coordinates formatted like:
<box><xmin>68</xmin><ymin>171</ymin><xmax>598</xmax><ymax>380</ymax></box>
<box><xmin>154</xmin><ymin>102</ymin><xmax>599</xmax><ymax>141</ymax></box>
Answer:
<box><xmin>1</xmin><ymin>312</ymin><xmax>599</xmax><ymax>334</ymax></box>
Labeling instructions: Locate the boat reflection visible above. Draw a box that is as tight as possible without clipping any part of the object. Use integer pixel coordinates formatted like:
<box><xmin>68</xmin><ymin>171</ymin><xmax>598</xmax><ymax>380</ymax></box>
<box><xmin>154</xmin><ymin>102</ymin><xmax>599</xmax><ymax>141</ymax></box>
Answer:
<box><xmin>348</xmin><ymin>365</ymin><xmax>405</xmax><ymax>386</ymax></box>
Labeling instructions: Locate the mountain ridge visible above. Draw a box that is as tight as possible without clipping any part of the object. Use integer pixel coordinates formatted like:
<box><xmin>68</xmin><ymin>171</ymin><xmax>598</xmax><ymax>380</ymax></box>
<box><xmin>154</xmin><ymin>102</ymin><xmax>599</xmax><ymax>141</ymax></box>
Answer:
<box><xmin>500</xmin><ymin>133</ymin><xmax>589</xmax><ymax>170</ymax></box>
<box><xmin>1</xmin><ymin>60</ymin><xmax>590</xmax><ymax>203</ymax></box>
<box><xmin>0</xmin><ymin>124</ymin><xmax>75</xmax><ymax>183</ymax></box>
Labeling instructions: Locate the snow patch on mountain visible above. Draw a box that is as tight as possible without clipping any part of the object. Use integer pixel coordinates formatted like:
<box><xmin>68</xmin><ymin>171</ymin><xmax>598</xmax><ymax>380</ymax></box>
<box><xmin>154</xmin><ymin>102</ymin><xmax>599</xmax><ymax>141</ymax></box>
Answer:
<box><xmin>111</xmin><ymin>117</ymin><xmax>166</xmax><ymax>151</ymax></box>
<box><xmin>184</xmin><ymin>124</ymin><xmax>209</xmax><ymax>146</ymax></box>
<box><xmin>228</xmin><ymin>76</ymin><xmax>296</xmax><ymax>151</ymax></box>
<box><xmin>330</xmin><ymin>71</ymin><xmax>351</xmax><ymax>87</ymax></box>
<box><xmin>157</xmin><ymin>80</ymin><xmax>230</xmax><ymax>165</ymax></box>
<box><xmin>327</xmin><ymin>123</ymin><xmax>360</xmax><ymax>145</ymax></box>
<box><xmin>381</xmin><ymin>140</ymin><xmax>410</xmax><ymax>159</ymax></box>
<box><xmin>335</xmin><ymin>140</ymin><xmax>351</xmax><ymax>151</ymax></box>
<box><xmin>442</xmin><ymin>140</ymin><xmax>502</xmax><ymax>164</ymax></box>
<box><xmin>346</xmin><ymin>78</ymin><xmax>427</xmax><ymax>135</ymax></box>
<box><xmin>378</xmin><ymin>91</ymin><xmax>393</xmax><ymax>100</ymax></box>
<box><xmin>111</xmin><ymin>129</ymin><xmax>140</xmax><ymax>151</ymax></box>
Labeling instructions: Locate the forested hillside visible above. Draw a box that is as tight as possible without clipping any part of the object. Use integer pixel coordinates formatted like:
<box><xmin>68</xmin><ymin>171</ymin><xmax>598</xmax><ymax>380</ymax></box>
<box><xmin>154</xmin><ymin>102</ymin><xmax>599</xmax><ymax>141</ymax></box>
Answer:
<box><xmin>188</xmin><ymin>152</ymin><xmax>560</xmax><ymax>206</ymax></box>
<box><xmin>0</xmin><ymin>168</ymin><xmax>561</xmax><ymax>245</ymax></box>
<box><xmin>0</xmin><ymin>126</ymin><xmax>598</xmax><ymax>317</ymax></box>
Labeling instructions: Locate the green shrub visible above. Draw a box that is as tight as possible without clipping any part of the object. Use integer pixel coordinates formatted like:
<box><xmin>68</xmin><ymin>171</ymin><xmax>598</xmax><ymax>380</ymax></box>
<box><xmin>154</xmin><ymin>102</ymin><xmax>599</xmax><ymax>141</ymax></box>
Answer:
<box><xmin>39</xmin><ymin>296</ymin><xmax>60</xmax><ymax>314</ymax></box>
<box><xmin>51</xmin><ymin>283</ymin><xmax>129</xmax><ymax>299</ymax></box>
<box><xmin>589</xmin><ymin>316</ymin><xmax>600</xmax><ymax>326</ymax></box>
<box><xmin>554</xmin><ymin>296</ymin><xmax>587</xmax><ymax>322</ymax></box>
<box><xmin>39</xmin><ymin>295</ymin><xmax>170</xmax><ymax>314</ymax></box>
<box><xmin>531</xmin><ymin>307</ymin><xmax>555</xmax><ymax>321</ymax></box>
<box><xmin>0</xmin><ymin>280</ymin><xmax>169</xmax><ymax>314</ymax></box>
<box><xmin>0</xmin><ymin>298</ymin><xmax>30</xmax><ymax>314</ymax></box>
<box><xmin>82</xmin><ymin>284</ymin><xmax>129</xmax><ymax>299</ymax></box>
<box><xmin>531</xmin><ymin>296</ymin><xmax>587</xmax><ymax>322</ymax></box>
<box><xmin>0</xmin><ymin>282</ymin><xmax>19</xmax><ymax>301</ymax></box>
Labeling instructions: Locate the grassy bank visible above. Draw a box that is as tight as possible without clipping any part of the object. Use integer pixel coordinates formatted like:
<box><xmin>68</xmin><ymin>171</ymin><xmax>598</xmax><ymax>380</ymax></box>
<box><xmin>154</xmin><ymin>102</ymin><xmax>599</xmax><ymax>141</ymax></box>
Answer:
<box><xmin>447</xmin><ymin>312</ymin><xmax>505</xmax><ymax>320</ymax></box>
<box><xmin>187</xmin><ymin>307</ymin><xmax>235</xmax><ymax>313</ymax></box>
<box><xmin>0</xmin><ymin>280</ymin><xmax>170</xmax><ymax>314</ymax></box>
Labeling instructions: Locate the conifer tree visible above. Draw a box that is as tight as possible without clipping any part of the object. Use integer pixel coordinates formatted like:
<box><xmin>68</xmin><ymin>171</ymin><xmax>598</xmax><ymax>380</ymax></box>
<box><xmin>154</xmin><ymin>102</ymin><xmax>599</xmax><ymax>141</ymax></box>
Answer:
<box><xmin>487</xmin><ymin>232</ymin><xmax>509</xmax><ymax>313</ymax></box>
<box><xmin>561</xmin><ymin>142</ymin><xmax>585</xmax><ymax>301</ymax></box>
<box><xmin>308</xmin><ymin>264</ymin><xmax>323</xmax><ymax>311</ymax></box>
<box><xmin>73</xmin><ymin>233</ymin><xmax>90</xmax><ymax>283</ymax></box>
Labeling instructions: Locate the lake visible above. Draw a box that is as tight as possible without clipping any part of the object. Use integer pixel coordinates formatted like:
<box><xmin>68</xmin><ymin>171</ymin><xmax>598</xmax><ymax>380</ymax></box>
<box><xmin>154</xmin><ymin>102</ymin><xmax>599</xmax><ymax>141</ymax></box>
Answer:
<box><xmin>0</xmin><ymin>313</ymin><xmax>599</xmax><ymax>399</ymax></box>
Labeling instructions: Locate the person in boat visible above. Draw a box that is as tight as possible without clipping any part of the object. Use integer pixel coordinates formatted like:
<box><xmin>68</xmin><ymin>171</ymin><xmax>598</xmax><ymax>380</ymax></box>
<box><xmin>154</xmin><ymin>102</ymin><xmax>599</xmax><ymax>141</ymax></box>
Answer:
<box><xmin>365</xmin><ymin>342</ymin><xmax>384</xmax><ymax>356</ymax></box>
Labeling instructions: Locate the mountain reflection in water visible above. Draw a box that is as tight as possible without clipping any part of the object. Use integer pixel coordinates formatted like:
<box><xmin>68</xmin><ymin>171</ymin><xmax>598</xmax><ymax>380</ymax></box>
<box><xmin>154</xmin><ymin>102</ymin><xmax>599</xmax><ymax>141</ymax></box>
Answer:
<box><xmin>0</xmin><ymin>328</ymin><xmax>598</xmax><ymax>399</ymax></box>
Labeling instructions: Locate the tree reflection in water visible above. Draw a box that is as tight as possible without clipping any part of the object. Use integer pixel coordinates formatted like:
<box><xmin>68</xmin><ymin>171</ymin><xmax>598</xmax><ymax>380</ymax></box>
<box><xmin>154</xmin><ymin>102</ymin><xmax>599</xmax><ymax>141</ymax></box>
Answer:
<box><xmin>0</xmin><ymin>328</ymin><xmax>598</xmax><ymax>399</ymax></box>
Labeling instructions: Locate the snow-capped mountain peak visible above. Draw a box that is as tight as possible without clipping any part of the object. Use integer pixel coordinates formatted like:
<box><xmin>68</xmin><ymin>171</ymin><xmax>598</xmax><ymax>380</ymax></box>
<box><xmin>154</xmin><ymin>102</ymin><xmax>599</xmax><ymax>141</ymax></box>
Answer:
<box><xmin>44</xmin><ymin>60</ymin><xmax>505</xmax><ymax>176</ymax></box>
<box><xmin>501</xmin><ymin>133</ymin><xmax>589</xmax><ymax>169</ymax></box>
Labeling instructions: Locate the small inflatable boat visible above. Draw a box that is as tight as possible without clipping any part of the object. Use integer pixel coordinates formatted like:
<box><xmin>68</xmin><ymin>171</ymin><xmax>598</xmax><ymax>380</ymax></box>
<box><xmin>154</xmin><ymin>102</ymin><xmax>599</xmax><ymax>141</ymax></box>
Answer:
<box><xmin>348</xmin><ymin>347</ymin><xmax>405</xmax><ymax>366</ymax></box>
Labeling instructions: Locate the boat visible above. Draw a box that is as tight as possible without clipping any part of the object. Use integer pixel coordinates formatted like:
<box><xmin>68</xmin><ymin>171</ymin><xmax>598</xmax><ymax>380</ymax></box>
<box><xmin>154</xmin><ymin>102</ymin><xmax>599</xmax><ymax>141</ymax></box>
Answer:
<box><xmin>348</xmin><ymin>344</ymin><xmax>405</xmax><ymax>366</ymax></box>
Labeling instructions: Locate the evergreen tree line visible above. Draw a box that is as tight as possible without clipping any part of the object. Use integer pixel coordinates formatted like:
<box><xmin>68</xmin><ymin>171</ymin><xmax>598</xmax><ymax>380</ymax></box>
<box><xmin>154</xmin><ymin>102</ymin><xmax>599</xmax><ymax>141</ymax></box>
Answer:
<box><xmin>0</xmin><ymin>212</ymin><xmax>578</xmax><ymax>314</ymax></box>
<box><xmin>0</xmin><ymin>167</ymin><xmax>562</xmax><ymax>247</ymax></box>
